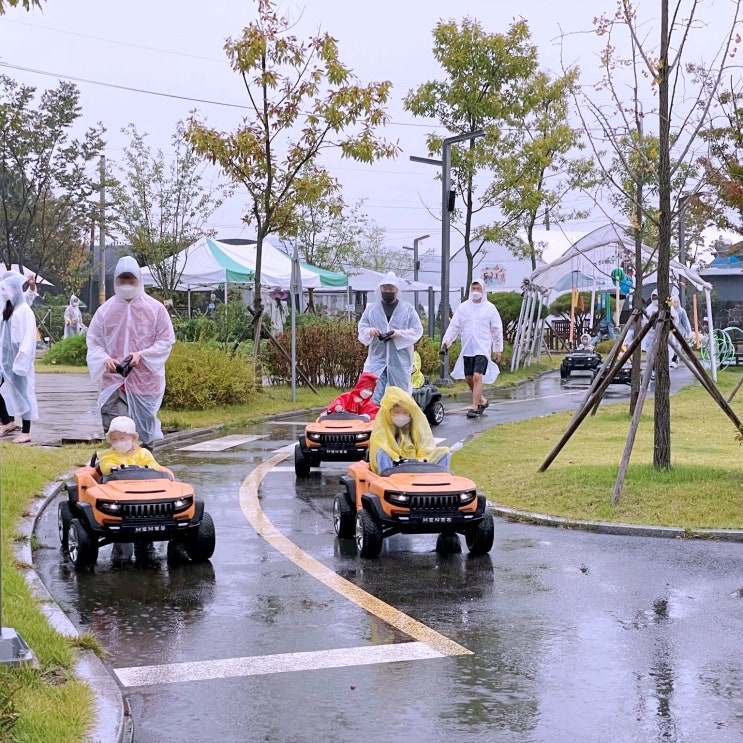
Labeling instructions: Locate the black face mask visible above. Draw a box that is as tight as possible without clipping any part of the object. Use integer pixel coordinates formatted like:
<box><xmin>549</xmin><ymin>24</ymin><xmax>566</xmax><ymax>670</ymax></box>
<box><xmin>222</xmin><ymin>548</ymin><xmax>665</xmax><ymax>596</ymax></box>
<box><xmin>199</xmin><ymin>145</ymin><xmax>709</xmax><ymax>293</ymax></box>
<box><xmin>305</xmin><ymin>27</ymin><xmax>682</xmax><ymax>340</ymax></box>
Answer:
<box><xmin>381</xmin><ymin>291</ymin><xmax>397</xmax><ymax>304</ymax></box>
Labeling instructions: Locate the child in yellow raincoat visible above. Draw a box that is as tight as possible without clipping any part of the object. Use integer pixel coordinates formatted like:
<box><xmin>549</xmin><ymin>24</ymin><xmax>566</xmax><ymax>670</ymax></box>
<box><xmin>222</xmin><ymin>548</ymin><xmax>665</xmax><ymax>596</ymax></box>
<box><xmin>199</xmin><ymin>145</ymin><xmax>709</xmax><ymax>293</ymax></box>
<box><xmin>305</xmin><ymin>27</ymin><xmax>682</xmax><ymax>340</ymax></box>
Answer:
<box><xmin>369</xmin><ymin>387</ymin><xmax>450</xmax><ymax>473</ymax></box>
<box><xmin>97</xmin><ymin>415</ymin><xmax>163</xmax><ymax>475</ymax></box>
<box><xmin>411</xmin><ymin>350</ymin><xmax>425</xmax><ymax>390</ymax></box>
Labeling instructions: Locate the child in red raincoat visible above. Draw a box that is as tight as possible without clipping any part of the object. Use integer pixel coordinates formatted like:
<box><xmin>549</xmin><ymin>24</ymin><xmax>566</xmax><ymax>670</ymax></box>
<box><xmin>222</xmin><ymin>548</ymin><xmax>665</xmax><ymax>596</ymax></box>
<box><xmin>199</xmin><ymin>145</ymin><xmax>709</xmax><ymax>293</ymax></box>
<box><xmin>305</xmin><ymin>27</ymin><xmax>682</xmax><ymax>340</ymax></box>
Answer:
<box><xmin>320</xmin><ymin>371</ymin><xmax>380</xmax><ymax>420</ymax></box>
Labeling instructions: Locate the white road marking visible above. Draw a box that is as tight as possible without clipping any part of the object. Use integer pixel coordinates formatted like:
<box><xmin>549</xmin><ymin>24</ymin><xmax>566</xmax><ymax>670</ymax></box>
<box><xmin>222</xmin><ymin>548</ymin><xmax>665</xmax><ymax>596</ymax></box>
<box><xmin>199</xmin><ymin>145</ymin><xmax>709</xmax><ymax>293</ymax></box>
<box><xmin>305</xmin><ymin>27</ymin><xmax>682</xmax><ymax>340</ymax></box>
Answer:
<box><xmin>240</xmin><ymin>451</ymin><xmax>471</xmax><ymax>658</ymax></box>
<box><xmin>114</xmin><ymin>642</ymin><xmax>443</xmax><ymax>688</ymax></box>
<box><xmin>178</xmin><ymin>434</ymin><xmax>266</xmax><ymax>452</ymax></box>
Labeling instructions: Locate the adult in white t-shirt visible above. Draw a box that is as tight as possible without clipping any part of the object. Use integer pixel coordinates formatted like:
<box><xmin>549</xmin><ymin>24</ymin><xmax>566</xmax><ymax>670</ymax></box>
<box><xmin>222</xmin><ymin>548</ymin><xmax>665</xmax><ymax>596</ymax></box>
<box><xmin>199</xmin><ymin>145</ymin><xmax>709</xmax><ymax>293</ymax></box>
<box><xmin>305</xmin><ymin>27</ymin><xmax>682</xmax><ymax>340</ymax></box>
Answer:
<box><xmin>441</xmin><ymin>278</ymin><xmax>504</xmax><ymax>418</ymax></box>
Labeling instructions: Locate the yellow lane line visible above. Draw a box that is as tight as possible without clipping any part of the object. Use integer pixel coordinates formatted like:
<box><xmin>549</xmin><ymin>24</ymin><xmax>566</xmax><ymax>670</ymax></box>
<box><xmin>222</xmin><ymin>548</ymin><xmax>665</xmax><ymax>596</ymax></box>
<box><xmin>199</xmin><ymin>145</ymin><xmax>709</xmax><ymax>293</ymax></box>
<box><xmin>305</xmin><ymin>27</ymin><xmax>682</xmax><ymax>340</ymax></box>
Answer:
<box><xmin>238</xmin><ymin>452</ymin><xmax>471</xmax><ymax>657</ymax></box>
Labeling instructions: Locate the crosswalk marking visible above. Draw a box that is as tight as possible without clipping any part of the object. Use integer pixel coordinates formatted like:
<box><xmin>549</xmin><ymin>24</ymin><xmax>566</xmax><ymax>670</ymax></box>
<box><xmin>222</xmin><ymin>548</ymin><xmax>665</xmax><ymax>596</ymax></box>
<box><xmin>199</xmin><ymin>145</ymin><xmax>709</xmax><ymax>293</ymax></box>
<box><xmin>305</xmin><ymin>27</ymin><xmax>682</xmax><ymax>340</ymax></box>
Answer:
<box><xmin>114</xmin><ymin>642</ymin><xmax>443</xmax><ymax>688</ymax></box>
<box><xmin>178</xmin><ymin>434</ymin><xmax>266</xmax><ymax>452</ymax></box>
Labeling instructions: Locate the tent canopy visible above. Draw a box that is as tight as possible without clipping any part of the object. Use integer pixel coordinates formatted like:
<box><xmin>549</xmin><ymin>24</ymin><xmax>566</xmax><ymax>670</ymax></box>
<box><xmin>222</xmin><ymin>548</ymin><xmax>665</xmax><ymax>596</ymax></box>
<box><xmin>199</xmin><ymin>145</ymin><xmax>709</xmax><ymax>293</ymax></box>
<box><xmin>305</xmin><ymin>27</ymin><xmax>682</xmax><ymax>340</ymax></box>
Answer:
<box><xmin>1</xmin><ymin>264</ymin><xmax>53</xmax><ymax>286</ymax></box>
<box><xmin>341</xmin><ymin>266</ymin><xmax>430</xmax><ymax>292</ymax></box>
<box><xmin>141</xmin><ymin>237</ymin><xmax>347</xmax><ymax>291</ymax></box>
<box><xmin>529</xmin><ymin>223</ymin><xmax>712</xmax><ymax>298</ymax></box>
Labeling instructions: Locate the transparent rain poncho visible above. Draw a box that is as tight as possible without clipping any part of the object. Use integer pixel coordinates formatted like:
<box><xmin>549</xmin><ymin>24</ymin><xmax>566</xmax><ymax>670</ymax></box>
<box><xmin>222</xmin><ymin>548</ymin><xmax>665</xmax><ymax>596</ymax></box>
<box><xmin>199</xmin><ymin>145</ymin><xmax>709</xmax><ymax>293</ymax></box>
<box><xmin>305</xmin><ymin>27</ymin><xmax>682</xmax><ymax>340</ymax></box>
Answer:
<box><xmin>369</xmin><ymin>386</ymin><xmax>449</xmax><ymax>473</ymax></box>
<box><xmin>86</xmin><ymin>257</ymin><xmax>175</xmax><ymax>443</ymax></box>
<box><xmin>0</xmin><ymin>273</ymin><xmax>38</xmax><ymax>420</ymax></box>
<box><xmin>358</xmin><ymin>272</ymin><xmax>423</xmax><ymax>394</ymax></box>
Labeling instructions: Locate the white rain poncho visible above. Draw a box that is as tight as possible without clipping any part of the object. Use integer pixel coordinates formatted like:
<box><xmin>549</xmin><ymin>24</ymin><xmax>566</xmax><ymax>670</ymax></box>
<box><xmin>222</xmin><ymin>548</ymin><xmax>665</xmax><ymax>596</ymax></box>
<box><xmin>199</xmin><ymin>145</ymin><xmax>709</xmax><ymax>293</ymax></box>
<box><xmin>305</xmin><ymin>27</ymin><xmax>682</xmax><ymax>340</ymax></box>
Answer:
<box><xmin>0</xmin><ymin>273</ymin><xmax>38</xmax><ymax>420</ymax></box>
<box><xmin>442</xmin><ymin>286</ymin><xmax>503</xmax><ymax>384</ymax></box>
<box><xmin>64</xmin><ymin>295</ymin><xmax>85</xmax><ymax>338</ymax></box>
<box><xmin>0</xmin><ymin>269</ymin><xmax>37</xmax><ymax>306</ymax></box>
<box><xmin>86</xmin><ymin>256</ymin><xmax>175</xmax><ymax>443</ymax></box>
<box><xmin>358</xmin><ymin>272</ymin><xmax>423</xmax><ymax>394</ymax></box>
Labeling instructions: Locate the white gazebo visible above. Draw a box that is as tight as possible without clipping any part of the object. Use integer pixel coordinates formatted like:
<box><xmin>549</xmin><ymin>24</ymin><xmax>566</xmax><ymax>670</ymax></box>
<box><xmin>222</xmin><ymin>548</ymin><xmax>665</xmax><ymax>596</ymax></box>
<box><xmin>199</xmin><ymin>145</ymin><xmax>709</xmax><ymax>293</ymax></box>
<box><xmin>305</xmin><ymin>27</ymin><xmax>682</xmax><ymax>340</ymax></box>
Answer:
<box><xmin>511</xmin><ymin>223</ymin><xmax>715</xmax><ymax>373</ymax></box>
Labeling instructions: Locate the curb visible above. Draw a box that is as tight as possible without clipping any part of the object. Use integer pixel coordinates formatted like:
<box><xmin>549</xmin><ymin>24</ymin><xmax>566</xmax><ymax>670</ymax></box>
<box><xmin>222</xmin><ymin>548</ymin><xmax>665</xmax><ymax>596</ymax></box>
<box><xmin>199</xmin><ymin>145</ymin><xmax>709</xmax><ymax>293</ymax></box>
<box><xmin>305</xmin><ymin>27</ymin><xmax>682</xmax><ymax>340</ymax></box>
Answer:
<box><xmin>15</xmin><ymin>476</ymin><xmax>132</xmax><ymax>743</ymax></box>
<box><xmin>490</xmin><ymin>504</ymin><xmax>743</xmax><ymax>542</ymax></box>
<box><xmin>21</xmin><ymin>426</ymin><xmax>204</xmax><ymax>743</ymax></box>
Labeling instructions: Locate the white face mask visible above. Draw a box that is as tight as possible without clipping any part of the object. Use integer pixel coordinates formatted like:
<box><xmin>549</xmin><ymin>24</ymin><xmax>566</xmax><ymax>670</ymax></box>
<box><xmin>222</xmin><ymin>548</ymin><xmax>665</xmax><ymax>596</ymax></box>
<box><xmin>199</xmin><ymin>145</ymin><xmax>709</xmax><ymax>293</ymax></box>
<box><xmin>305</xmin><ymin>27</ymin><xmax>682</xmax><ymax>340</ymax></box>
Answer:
<box><xmin>391</xmin><ymin>413</ymin><xmax>411</xmax><ymax>427</ymax></box>
<box><xmin>359</xmin><ymin>389</ymin><xmax>373</xmax><ymax>399</ymax></box>
<box><xmin>116</xmin><ymin>284</ymin><xmax>139</xmax><ymax>301</ymax></box>
<box><xmin>470</xmin><ymin>291</ymin><xmax>483</xmax><ymax>301</ymax></box>
<box><xmin>110</xmin><ymin>439</ymin><xmax>134</xmax><ymax>454</ymax></box>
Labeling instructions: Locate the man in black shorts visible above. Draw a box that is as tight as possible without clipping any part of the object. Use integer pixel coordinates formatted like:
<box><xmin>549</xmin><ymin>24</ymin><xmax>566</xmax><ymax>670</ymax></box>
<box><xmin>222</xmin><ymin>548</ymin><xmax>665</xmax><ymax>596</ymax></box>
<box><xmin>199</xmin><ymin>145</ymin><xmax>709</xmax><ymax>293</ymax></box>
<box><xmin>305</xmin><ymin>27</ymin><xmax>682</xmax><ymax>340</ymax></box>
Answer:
<box><xmin>441</xmin><ymin>278</ymin><xmax>503</xmax><ymax>418</ymax></box>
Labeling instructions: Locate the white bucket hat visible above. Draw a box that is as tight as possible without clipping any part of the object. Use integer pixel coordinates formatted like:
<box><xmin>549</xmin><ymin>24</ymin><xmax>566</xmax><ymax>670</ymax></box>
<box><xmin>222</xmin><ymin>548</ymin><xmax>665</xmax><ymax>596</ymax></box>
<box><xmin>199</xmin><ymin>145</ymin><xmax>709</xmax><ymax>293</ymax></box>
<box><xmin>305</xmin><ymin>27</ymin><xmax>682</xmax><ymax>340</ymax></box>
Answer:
<box><xmin>106</xmin><ymin>416</ymin><xmax>137</xmax><ymax>442</ymax></box>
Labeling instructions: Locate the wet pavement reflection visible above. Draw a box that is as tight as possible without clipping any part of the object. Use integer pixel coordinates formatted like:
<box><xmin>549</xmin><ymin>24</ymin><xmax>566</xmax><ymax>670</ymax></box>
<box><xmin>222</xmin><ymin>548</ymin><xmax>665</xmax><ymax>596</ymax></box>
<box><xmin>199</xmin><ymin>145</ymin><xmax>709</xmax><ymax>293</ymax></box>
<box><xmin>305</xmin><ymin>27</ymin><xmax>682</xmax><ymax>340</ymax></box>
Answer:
<box><xmin>32</xmin><ymin>370</ymin><xmax>743</xmax><ymax>742</ymax></box>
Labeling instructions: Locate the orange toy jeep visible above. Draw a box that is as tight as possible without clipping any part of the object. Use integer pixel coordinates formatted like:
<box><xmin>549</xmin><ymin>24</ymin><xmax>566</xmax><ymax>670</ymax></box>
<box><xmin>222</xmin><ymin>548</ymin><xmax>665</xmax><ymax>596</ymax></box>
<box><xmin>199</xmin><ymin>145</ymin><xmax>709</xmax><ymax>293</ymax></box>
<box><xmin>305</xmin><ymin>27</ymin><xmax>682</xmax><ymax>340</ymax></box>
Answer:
<box><xmin>59</xmin><ymin>460</ymin><xmax>216</xmax><ymax>568</ymax></box>
<box><xmin>333</xmin><ymin>459</ymin><xmax>494</xmax><ymax>558</ymax></box>
<box><xmin>295</xmin><ymin>412</ymin><xmax>373</xmax><ymax>478</ymax></box>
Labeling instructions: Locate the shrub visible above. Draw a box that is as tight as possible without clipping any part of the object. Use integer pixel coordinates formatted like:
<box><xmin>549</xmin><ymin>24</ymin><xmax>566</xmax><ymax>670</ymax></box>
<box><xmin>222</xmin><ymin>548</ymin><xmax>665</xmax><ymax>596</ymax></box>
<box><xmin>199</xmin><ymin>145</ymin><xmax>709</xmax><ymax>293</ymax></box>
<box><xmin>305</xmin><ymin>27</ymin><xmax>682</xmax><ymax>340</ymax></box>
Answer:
<box><xmin>261</xmin><ymin>321</ymin><xmax>367</xmax><ymax>387</ymax></box>
<box><xmin>416</xmin><ymin>335</ymin><xmax>444</xmax><ymax>377</ymax></box>
<box><xmin>164</xmin><ymin>341</ymin><xmax>257</xmax><ymax>410</ymax></box>
<box><xmin>38</xmin><ymin>334</ymin><xmax>88</xmax><ymax>366</ymax></box>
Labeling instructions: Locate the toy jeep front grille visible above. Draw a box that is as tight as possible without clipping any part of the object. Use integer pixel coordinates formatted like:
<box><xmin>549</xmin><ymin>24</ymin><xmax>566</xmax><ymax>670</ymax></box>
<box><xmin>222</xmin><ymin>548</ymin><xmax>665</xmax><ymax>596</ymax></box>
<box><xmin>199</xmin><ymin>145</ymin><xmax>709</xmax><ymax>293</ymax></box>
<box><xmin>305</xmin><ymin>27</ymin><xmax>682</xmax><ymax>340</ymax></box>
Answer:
<box><xmin>121</xmin><ymin>502</ymin><xmax>175</xmax><ymax>519</ymax></box>
<box><xmin>318</xmin><ymin>433</ymin><xmax>358</xmax><ymax>445</ymax></box>
<box><xmin>409</xmin><ymin>494</ymin><xmax>461</xmax><ymax>511</ymax></box>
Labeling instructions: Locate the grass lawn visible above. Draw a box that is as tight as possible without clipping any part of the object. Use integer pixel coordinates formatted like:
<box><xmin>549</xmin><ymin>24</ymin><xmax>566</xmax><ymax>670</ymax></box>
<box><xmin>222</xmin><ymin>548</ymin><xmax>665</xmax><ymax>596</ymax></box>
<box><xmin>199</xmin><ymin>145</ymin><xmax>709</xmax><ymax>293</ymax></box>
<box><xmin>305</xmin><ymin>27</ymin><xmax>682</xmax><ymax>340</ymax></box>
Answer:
<box><xmin>0</xmin><ymin>444</ymin><xmax>98</xmax><ymax>742</ymax></box>
<box><xmin>454</xmin><ymin>366</ymin><xmax>743</xmax><ymax>530</ymax></box>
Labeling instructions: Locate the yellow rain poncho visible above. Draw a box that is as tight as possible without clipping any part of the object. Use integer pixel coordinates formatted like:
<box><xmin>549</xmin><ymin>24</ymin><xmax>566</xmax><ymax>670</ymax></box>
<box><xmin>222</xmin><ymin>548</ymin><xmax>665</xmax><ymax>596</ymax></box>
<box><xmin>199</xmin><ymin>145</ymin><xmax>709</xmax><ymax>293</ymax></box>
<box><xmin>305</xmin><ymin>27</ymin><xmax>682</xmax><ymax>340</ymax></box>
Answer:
<box><xmin>369</xmin><ymin>386</ymin><xmax>449</xmax><ymax>473</ymax></box>
<box><xmin>411</xmin><ymin>351</ymin><xmax>425</xmax><ymax>389</ymax></box>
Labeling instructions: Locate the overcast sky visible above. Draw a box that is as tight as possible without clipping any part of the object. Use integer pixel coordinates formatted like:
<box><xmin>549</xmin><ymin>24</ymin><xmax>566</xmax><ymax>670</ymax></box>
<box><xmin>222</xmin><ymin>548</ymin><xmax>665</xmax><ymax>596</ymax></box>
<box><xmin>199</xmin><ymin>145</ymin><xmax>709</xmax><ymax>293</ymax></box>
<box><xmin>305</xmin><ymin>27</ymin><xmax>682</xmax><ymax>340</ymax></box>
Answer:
<box><xmin>1</xmin><ymin>0</ymin><xmax>741</xmax><ymax>258</ymax></box>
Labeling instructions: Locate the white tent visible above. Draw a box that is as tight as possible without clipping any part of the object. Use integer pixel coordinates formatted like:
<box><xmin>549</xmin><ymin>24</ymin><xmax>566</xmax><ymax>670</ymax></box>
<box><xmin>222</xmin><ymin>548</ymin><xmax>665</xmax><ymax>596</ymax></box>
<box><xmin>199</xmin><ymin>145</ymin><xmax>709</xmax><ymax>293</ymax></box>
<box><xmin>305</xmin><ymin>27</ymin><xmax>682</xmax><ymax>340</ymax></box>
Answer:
<box><xmin>343</xmin><ymin>266</ymin><xmax>430</xmax><ymax>292</ymax></box>
<box><xmin>511</xmin><ymin>223</ymin><xmax>716</xmax><ymax>374</ymax></box>
<box><xmin>140</xmin><ymin>237</ymin><xmax>346</xmax><ymax>291</ymax></box>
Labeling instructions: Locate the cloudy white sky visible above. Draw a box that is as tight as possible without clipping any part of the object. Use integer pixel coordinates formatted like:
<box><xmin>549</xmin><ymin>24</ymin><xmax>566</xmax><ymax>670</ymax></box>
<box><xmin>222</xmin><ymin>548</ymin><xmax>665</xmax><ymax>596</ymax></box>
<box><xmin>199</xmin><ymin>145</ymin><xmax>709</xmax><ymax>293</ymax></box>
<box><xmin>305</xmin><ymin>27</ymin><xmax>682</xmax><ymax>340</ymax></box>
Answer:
<box><xmin>1</xmin><ymin>0</ymin><xmax>741</xmax><ymax>259</ymax></box>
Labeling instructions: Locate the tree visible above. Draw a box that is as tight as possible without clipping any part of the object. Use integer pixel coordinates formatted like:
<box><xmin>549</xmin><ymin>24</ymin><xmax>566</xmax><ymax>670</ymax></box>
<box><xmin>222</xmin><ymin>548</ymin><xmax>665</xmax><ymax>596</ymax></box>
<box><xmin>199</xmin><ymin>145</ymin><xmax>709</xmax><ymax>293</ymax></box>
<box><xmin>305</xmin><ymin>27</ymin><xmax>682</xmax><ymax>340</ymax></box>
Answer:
<box><xmin>187</xmin><ymin>0</ymin><xmax>397</xmax><ymax>351</ymax></box>
<box><xmin>405</xmin><ymin>18</ymin><xmax>588</xmax><ymax>287</ymax></box>
<box><xmin>0</xmin><ymin>75</ymin><xmax>104</xmax><ymax>280</ymax></box>
<box><xmin>110</xmin><ymin>121</ymin><xmax>226</xmax><ymax>296</ymax></box>
<box><xmin>568</xmin><ymin>0</ymin><xmax>742</xmax><ymax>470</ymax></box>
<box><xmin>0</xmin><ymin>0</ymin><xmax>43</xmax><ymax>14</ymax></box>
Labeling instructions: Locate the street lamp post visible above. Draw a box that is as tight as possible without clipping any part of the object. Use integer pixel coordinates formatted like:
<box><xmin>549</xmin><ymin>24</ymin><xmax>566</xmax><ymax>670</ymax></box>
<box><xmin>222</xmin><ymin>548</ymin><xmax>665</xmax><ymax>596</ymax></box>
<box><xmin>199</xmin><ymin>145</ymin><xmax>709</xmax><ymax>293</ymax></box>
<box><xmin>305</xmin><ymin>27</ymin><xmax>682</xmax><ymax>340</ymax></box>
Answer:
<box><xmin>403</xmin><ymin>233</ymin><xmax>429</xmax><ymax>315</ymax></box>
<box><xmin>678</xmin><ymin>194</ymin><xmax>688</xmax><ymax>308</ymax></box>
<box><xmin>411</xmin><ymin>130</ymin><xmax>486</xmax><ymax>383</ymax></box>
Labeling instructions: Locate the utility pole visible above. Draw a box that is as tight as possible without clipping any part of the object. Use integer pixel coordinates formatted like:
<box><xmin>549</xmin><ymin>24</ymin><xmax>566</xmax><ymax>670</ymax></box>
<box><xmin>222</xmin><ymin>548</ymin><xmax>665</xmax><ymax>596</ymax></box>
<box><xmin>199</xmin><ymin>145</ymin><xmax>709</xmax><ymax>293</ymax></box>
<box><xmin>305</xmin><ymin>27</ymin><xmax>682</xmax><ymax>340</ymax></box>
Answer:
<box><xmin>98</xmin><ymin>155</ymin><xmax>106</xmax><ymax>306</ymax></box>
<box><xmin>678</xmin><ymin>194</ymin><xmax>688</xmax><ymax>309</ymax></box>
<box><xmin>411</xmin><ymin>130</ymin><xmax>485</xmax><ymax>383</ymax></box>
<box><xmin>403</xmin><ymin>233</ymin><xmax>429</xmax><ymax>315</ymax></box>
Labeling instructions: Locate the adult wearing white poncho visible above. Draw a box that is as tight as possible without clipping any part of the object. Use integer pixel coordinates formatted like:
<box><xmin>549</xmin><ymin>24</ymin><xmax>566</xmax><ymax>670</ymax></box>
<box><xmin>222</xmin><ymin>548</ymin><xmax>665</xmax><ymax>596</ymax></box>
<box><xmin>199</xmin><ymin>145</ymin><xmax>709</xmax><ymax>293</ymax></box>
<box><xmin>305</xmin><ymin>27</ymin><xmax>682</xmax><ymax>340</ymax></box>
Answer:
<box><xmin>86</xmin><ymin>256</ymin><xmax>175</xmax><ymax>447</ymax></box>
<box><xmin>358</xmin><ymin>272</ymin><xmax>423</xmax><ymax>403</ymax></box>
<box><xmin>441</xmin><ymin>278</ymin><xmax>503</xmax><ymax>418</ymax></box>
<box><xmin>0</xmin><ymin>272</ymin><xmax>38</xmax><ymax>443</ymax></box>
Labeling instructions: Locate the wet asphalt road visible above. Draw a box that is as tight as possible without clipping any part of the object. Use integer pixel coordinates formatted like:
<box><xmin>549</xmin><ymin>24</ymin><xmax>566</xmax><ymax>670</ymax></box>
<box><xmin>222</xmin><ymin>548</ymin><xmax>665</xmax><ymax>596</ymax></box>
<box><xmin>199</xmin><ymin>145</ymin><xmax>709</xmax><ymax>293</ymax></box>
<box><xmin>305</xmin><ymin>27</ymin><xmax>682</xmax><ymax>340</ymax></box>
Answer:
<box><xmin>33</xmin><ymin>370</ymin><xmax>743</xmax><ymax>742</ymax></box>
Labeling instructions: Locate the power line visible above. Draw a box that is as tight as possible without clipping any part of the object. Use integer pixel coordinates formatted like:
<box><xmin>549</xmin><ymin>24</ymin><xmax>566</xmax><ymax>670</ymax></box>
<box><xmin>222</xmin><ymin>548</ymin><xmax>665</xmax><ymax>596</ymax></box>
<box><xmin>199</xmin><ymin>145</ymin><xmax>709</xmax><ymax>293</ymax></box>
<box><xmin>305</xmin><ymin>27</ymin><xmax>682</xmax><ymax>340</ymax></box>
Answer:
<box><xmin>0</xmin><ymin>17</ymin><xmax>225</xmax><ymax>63</ymax></box>
<box><xmin>0</xmin><ymin>61</ymin><xmax>251</xmax><ymax>110</ymax></box>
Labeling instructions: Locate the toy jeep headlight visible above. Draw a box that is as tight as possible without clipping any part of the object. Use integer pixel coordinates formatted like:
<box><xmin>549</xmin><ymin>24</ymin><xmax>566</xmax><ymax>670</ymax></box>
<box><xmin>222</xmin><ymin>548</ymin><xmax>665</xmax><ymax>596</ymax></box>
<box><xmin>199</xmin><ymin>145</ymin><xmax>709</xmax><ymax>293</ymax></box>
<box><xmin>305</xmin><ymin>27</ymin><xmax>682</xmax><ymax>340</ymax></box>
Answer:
<box><xmin>459</xmin><ymin>490</ymin><xmax>477</xmax><ymax>505</ymax></box>
<box><xmin>98</xmin><ymin>501</ymin><xmax>123</xmax><ymax>515</ymax></box>
<box><xmin>355</xmin><ymin>432</ymin><xmax>370</xmax><ymax>441</ymax></box>
<box><xmin>172</xmin><ymin>495</ymin><xmax>193</xmax><ymax>513</ymax></box>
<box><xmin>307</xmin><ymin>432</ymin><xmax>322</xmax><ymax>441</ymax></box>
<box><xmin>385</xmin><ymin>490</ymin><xmax>409</xmax><ymax>505</ymax></box>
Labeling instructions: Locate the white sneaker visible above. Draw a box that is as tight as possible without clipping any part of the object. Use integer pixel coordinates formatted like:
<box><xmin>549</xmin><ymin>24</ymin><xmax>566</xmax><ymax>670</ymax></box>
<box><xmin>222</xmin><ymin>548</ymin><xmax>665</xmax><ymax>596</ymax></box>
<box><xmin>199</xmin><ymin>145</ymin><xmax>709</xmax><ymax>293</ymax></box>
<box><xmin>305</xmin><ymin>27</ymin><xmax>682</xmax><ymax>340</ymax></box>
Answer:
<box><xmin>670</xmin><ymin>360</ymin><xmax>678</xmax><ymax>369</ymax></box>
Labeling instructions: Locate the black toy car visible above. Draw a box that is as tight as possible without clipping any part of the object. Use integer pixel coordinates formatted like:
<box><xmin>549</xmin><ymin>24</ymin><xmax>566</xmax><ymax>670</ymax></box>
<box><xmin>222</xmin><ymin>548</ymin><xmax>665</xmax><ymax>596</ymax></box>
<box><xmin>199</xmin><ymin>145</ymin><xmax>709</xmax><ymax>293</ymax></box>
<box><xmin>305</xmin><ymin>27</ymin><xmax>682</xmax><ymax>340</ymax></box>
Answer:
<box><xmin>560</xmin><ymin>349</ymin><xmax>602</xmax><ymax>379</ymax></box>
<box><xmin>592</xmin><ymin>360</ymin><xmax>632</xmax><ymax>386</ymax></box>
<box><xmin>411</xmin><ymin>382</ymin><xmax>445</xmax><ymax>426</ymax></box>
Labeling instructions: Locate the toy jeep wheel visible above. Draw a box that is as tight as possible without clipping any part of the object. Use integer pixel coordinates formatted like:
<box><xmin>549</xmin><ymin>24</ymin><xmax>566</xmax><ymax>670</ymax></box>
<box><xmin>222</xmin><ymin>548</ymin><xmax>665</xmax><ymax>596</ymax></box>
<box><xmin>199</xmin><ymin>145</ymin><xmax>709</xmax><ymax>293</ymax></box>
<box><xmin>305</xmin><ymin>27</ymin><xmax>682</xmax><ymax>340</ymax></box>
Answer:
<box><xmin>67</xmin><ymin>519</ymin><xmax>98</xmax><ymax>568</ymax></box>
<box><xmin>465</xmin><ymin>513</ymin><xmax>495</xmax><ymax>555</ymax></box>
<box><xmin>333</xmin><ymin>493</ymin><xmax>355</xmax><ymax>538</ymax></box>
<box><xmin>425</xmin><ymin>401</ymin><xmax>445</xmax><ymax>426</ymax></box>
<box><xmin>355</xmin><ymin>509</ymin><xmax>383</xmax><ymax>558</ymax></box>
<box><xmin>58</xmin><ymin>501</ymin><xmax>73</xmax><ymax>551</ymax></box>
<box><xmin>294</xmin><ymin>444</ymin><xmax>311</xmax><ymax>478</ymax></box>
<box><xmin>185</xmin><ymin>512</ymin><xmax>216</xmax><ymax>562</ymax></box>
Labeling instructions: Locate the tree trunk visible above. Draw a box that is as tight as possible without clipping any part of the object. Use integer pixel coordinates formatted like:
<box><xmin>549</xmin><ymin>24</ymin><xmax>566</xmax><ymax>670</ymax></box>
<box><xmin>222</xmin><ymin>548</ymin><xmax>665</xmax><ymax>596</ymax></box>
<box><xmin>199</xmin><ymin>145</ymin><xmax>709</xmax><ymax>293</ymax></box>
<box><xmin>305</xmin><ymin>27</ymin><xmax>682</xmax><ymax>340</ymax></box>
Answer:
<box><xmin>654</xmin><ymin>0</ymin><xmax>672</xmax><ymax>470</ymax></box>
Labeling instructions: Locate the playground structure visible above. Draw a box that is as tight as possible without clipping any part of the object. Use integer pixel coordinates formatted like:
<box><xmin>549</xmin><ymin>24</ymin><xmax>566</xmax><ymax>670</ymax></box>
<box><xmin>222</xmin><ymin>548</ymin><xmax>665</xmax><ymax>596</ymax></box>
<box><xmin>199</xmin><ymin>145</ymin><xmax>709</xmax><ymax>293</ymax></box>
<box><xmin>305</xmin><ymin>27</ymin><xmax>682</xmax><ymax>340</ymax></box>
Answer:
<box><xmin>511</xmin><ymin>224</ymin><xmax>717</xmax><ymax>378</ymax></box>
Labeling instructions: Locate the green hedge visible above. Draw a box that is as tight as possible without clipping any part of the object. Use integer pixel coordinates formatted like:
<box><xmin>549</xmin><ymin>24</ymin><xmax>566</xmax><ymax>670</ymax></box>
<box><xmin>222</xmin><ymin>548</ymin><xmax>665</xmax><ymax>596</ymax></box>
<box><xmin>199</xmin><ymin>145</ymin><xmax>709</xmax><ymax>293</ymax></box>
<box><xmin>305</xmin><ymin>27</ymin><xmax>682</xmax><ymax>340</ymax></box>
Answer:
<box><xmin>163</xmin><ymin>341</ymin><xmax>257</xmax><ymax>410</ymax></box>
<box><xmin>37</xmin><ymin>334</ymin><xmax>88</xmax><ymax>366</ymax></box>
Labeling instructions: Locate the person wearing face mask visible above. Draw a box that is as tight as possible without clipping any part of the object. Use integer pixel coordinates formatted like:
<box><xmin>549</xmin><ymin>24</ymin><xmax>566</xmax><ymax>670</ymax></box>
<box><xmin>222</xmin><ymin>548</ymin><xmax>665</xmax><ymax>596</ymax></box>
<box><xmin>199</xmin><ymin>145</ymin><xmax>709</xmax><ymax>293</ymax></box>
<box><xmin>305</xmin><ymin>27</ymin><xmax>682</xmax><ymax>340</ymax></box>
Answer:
<box><xmin>97</xmin><ymin>415</ymin><xmax>163</xmax><ymax>475</ymax></box>
<box><xmin>441</xmin><ymin>278</ymin><xmax>503</xmax><ymax>418</ymax></box>
<box><xmin>63</xmin><ymin>294</ymin><xmax>86</xmax><ymax>338</ymax></box>
<box><xmin>369</xmin><ymin>386</ymin><xmax>450</xmax><ymax>473</ymax></box>
<box><xmin>358</xmin><ymin>271</ymin><xmax>423</xmax><ymax>404</ymax></box>
<box><xmin>86</xmin><ymin>256</ymin><xmax>175</xmax><ymax>448</ymax></box>
<box><xmin>0</xmin><ymin>273</ymin><xmax>39</xmax><ymax>443</ymax></box>
<box><xmin>319</xmin><ymin>371</ymin><xmax>380</xmax><ymax>420</ymax></box>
